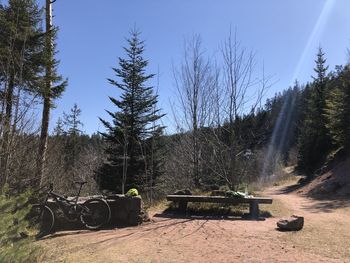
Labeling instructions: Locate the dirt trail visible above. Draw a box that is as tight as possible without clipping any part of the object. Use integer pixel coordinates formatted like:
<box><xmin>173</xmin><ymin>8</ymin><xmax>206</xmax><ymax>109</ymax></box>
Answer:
<box><xmin>39</xmin><ymin>182</ymin><xmax>350</xmax><ymax>263</ymax></box>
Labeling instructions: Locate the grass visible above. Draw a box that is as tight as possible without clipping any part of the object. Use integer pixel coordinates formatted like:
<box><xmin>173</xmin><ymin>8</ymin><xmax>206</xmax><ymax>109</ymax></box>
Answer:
<box><xmin>163</xmin><ymin>201</ymin><xmax>247</xmax><ymax>216</ymax></box>
<box><xmin>187</xmin><ymin>202</ymin><xmax>248</xmax><ymax>216</ymax></box>
<box><xmin>163</xmin><ymin>201</ymin><xmax>274</xmax><ymax>218</ymax></box>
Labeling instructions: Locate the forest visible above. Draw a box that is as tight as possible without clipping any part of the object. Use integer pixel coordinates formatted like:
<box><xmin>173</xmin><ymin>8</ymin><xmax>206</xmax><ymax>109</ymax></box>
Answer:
<box><xmin>1</xmin><ymin>0</ymin><xmax>350</xmax><ymax>262</ymax></box>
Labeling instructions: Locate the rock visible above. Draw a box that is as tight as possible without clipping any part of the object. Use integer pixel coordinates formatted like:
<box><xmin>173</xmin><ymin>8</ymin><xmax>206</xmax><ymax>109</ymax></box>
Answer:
<box><xmin>277</xmin><ymin>215</ymin><xmax>304</xmax><ymax>231</ymax></box>
<box><xmin>139</xmin><ymin>209</ymin><xmax>151</xmax><ymax>223</ymax></box>
<box><xmin>107</xmin><ymin>195</ymin><xmax>142</xmax><ymax>226</ymax></box>
<box><xmin>173</xmin><ymin>189</ymin><xmax>192</xmax><ymax>195</ymax></box>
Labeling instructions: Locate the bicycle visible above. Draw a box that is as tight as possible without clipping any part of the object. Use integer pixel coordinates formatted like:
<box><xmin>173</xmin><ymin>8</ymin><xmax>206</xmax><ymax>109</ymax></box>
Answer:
<box><xmin>30</xmin><ymin>181</ymin><xmax>111</xmax><ymax>238</ymax></box>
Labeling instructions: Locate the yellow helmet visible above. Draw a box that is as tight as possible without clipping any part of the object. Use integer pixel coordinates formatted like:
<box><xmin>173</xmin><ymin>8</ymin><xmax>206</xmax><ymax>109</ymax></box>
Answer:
<box><xmin>126</xmin><ymin>188</ymin><xmax>139</xmax><ymax>196</ymax></box>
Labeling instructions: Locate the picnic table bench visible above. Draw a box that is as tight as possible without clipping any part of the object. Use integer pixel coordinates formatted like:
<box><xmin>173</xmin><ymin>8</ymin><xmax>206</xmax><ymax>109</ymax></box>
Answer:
<box><xmin>166</xmin><ymin>195</ymin><xmax>273</xmax><ymax>220</ymax></box>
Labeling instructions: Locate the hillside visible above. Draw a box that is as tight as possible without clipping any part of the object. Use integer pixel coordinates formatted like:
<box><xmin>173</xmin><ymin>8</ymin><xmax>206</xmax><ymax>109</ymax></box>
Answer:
<box><xmin>298</xmin><ymin>154</ymin><xmax>350</xmax><ymax>200</ymax></box>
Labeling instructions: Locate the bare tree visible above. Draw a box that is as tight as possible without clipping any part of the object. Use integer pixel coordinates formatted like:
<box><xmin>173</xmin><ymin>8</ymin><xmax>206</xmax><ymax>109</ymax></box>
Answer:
<box><xmin>200</xmin><ymin>29</ymin><xmax>272</xmax><ymax>190</ymax></box>
<box><xmin>173</xmin><ymin>35</ymin><xmax>217</xmax><ymax>187</ymax></box>
<box><xmin>45</xmin><ymin>133</ymin><xmax>101</xmax><ymax>196</ymax></box>
<box><xmin>215</xmin><ymin>29</ymin><xmax>274</xmax><ymax>189</ymax></box>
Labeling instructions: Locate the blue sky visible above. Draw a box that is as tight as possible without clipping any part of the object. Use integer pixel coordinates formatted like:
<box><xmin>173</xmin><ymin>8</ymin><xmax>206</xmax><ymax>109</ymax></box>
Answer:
<box><xmin>33</xmin><ymin>0</ymin><xmax>350</xmax><ymax>134</ymax></box>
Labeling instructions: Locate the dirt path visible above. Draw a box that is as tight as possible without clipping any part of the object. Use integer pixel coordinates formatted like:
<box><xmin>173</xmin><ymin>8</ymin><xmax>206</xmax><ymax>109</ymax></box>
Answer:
<box><xmin>39</xmin><ymin>182</ymin><xmax>350</xmax><ymax>263</ymax></box>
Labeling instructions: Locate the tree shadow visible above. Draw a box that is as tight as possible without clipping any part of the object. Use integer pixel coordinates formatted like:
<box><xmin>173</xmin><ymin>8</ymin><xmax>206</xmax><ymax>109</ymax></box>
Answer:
<box><xmin>87</xmin><ymin>211</ymin><xmax>267</xmax><ymax>246</ymax></box>
<box><xmin>40</xmin><ymin>209</ymin><xmax>268</xmax><ymax>241</ymax></box>
<box><xmin>274</xmin><ymin>177</ymin><xmax>310</xmax><ymax>195</ymax></box>
<box><xmin>300</xmin><ymin>199</ymin><xmax>350</xmax><ymax>213</ymax></box>
<box><xmin>87</xmin><ymin>218</ymin><xmax>196</xmax><ymax>246</ymax></box>
<box><xmin>41</xmin><ymin>229</ymin><xmax>93</xmax><ymax>240</ymax></box>
<box><xmin>39</xmin><ymin>220</ymin><xmax>141</xmax><ymax>240</ymax></box>
<box><xmin>153</xmin><ymin>211</ymin><xmax>266</xmax><ymax>221</ymax></box>
<box><xmin>273</xmin><ymin>177</ymin><xmax>350</xmax><ymax>213</ymax></box>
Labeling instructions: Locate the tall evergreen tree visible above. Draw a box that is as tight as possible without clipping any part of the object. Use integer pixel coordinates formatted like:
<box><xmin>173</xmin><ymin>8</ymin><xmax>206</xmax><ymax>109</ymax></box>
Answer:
<box><xmin>63</xmin><ymin>103</ymin><xmax>83</xmax><ymax>175</ymax></box>
<box><xmin>325</xmin><ymin>65</ymin><xmax>350</xmax><ymax>149</ymax></box>
<box><xmin>64</xmin><ymin>103</ymin><xmax>83</xmax><ymax>137</ymax></box>
<box><xmin>297</xmin><ymin>47</ymin><xmax>331</xmax><ymax>174</ymax></box>
<box><xmin>0</xmin><ymin>0</ymin><xmax>46</xmax><ymax>188</ymax></box>
<box><xmin>53</xmin><ymin>117</ymin><xmax>64</xmax><ymax>136</ymax></box>
<box><xmin>95</xmin><ymin>30</ymin><xmax>165</xmax><ymax>193</ymax></box>
<box><xmin>37</xmin><ymin>0</ymin><xmax>67</xmax><ymax>186</ymax></box>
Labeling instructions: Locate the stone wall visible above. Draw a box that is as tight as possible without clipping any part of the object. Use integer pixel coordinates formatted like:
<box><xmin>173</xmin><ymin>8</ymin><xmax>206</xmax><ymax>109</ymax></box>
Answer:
<box><xmin>106</xmin><ymin>195</ymin><xmax>142</xmax><ymax>226</ymax></box>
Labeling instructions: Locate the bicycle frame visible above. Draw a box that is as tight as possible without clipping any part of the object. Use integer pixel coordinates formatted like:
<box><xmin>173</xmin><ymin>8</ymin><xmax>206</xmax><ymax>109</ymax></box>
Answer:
<box><xmin>42</xmin><ymin>183</ymin><xmax>87</xmax><ymax>219</ymax></box>
<box><xmin>33</xmin><ymin>182</ymin><xmax>111</xmax><ymax>236</ymax></box>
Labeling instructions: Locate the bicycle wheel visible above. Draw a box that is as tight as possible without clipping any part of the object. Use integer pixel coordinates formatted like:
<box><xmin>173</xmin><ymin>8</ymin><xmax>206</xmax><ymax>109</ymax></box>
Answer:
<box><xmin>80</xmin><ymin>198</ymin><xmax>111</xmax><ymax>230</ymax></box>
<box><xmin>29</xmin><ymin>204</ymin><xmax>55</xmax><ymax>238</ymax></box>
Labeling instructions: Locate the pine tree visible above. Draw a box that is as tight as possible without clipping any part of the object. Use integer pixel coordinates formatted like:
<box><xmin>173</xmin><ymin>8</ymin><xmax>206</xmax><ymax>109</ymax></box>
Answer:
<box><xmin>0</xmin><ymin>0</ymin><xmax>46</xmax><ymax>188</ymax></box>
<box><xmin>53</xmin><ymin>117</ymin><xmax>64</xmax><ymax>136</ymax></box>
<box><xmin>37</xmin><ymin>0</ymin><xmax>67</xmax><ymax>187</ymax></box>
<box><xmin>0</xmin><ymin>187</ymin><xmax>39</xmax><ymax>262</ymax></box>
<box><xmin>297</xmin><ymin>47</ymin><xmax>332</xmax><ymax>175</ymax></box>
<box><xmin>63</xmin><ymin>103</ymin><xmax>83</xmax><ymax>177</ymax></box>
<box><xmin>325</xmin><ymin>65</ymin><xmax>350</xmax><ymax>149</ymax></box>
<box><xmin>95</xmin><ymin>30</ymin><xmax>165</xmax><ymax>193</ymax></box>
<box><xmin>63</xmin><ymin>103</ymin><xmax>83</xmax><ymax>137</ymax></box>
<box><xmin>312</xmin><ymin>47</ymin><xmax>329</xmax><ymax>112</ymax></box>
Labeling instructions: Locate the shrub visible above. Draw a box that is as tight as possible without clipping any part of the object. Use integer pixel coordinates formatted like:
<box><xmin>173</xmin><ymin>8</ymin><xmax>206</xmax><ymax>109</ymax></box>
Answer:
<box><xmin>0</xmin><ymin>187</ymin><xmax>40</xmax><ymax>263</ymax></box>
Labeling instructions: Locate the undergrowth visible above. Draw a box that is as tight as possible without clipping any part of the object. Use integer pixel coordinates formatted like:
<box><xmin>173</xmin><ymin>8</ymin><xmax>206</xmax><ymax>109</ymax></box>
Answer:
<box><xmin>0</xmin><ymin>187</ymin><xmax>41</xmax><ymax>263</ymax></box>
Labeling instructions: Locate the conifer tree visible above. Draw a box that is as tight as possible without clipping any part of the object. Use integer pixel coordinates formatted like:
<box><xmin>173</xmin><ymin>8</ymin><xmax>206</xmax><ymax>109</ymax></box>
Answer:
<box><xmin>0</xmin><ymin>187</ymin><xmax>39</xmax><ymax>262</ymax></box>
<box><xmin>37</xmin><ymin>0</ymin><xmax>67</xmax><ymax>186</ymax></box>
<box><xmin>325</xmin><ymin>65</ymin><xmax>350</xmax><ymax>149</ymax></box>
<box><xmin>96</xmin><ymin>30</ymin><xmax>165</xmax><ymax>193</ymax></box>
<box><xmin>53</xmin><ymin>117</ymin><xmax>64</xmax><ymax>136</ymax></box>
<box><xmin>0</xmin><ymin>0</ymin><xmax>46</xmax><ymax>188</ymax></box>
<box><xmin>297</xmin><ymin>47</ymin><xmax>331</xmax><ymax>174</ymax></box>
<box><xmin>63</xmin><ymin>103</ymin><xmax>83</xmax><ymax>177</ymax></box>
<box><xmin>64</xmin><ymin>103</ymin><xmax>83</xmax><ymax>137</ymax></box>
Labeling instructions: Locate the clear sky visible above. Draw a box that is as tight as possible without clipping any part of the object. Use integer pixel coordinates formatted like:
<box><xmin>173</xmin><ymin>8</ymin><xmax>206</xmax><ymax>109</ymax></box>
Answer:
<box><xmin>34</xmin><ymin>0</ymin><xmax>350</xmax><ymax>134</ymax></box>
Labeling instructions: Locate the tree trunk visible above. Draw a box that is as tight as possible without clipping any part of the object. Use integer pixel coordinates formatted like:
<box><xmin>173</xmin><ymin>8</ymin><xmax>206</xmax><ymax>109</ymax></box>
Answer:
<box><xmin>121</xmin><ymin>126</ymin><xmax>129</xmax><ymax>195</ymax></box>
<box><xmin>192</xmin><ymin>80</ymin><xmax>200</xmax><ymax>188</ymax></box>
<box><xmin>0</xmin><ymin>73</ymin><xmax>14</xmax><ymax>188</ymax></box>
<box><xmin>193</xmin><ymin>127</ymin><xmax>200</xmax><ymax>187</ymax></box>
<box><xmin>37</xmin><ymin>0</ymin><xmax>52</xmax><ymax>187</ymax></box>
<box><xmin>37</xmin><ymin>96</ymin><xmax>51</xmax><ymax>186</ymax></box>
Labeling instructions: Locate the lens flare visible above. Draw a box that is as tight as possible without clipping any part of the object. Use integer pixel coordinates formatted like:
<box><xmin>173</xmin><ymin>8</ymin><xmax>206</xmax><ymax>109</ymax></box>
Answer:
<box><xmin>261</xmin><ymin>0</ymin><xmax>336</xmax><ymax>180</ymax></box>
<box><xmin>292</xmin><ymin>0</ymin><xmax>335</xmax><ymax>81</ymax></box>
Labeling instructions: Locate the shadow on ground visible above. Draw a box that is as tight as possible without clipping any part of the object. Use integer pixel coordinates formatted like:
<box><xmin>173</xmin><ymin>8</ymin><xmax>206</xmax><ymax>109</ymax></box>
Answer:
<box><xmin>273</xmin><ymin>178</ymin><xmax>309</xmax><ymax>195</ymax></box>
<box><xmin>153</xmin><ymin>211</ymin><xmax>267</xmax><ymax>221</ymax></box>
<box><xmin>39</xmin><ymin>219</ymin><xmax>139</xmax><ymax>240</ymax></box>
<box><xmin>300</xmin><ymin>199</ymin><xmax>350</xmax><ymax>213</ymax></box>
<box><xmin>272</xmin><ymin>177</ymin><xmax>350</xmax><ymax>213</ymax></box>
